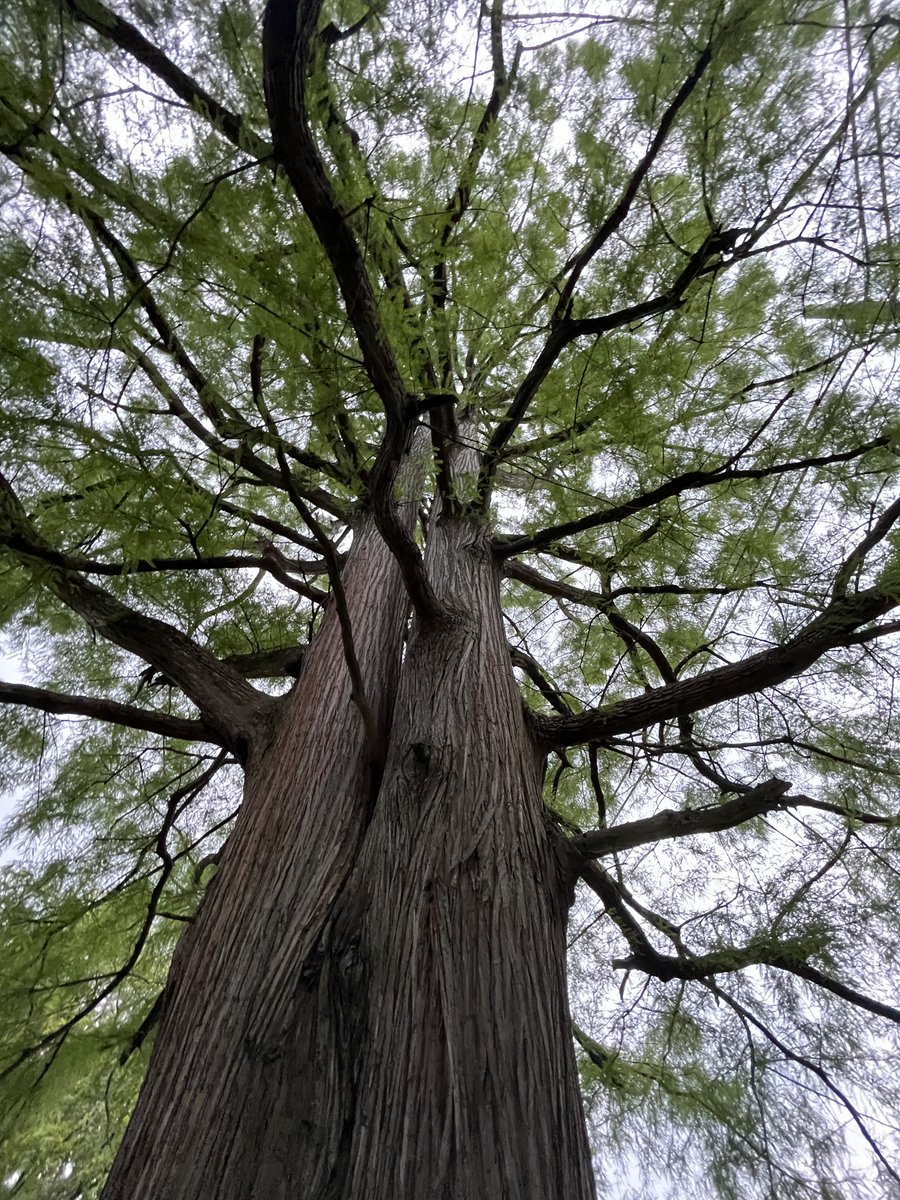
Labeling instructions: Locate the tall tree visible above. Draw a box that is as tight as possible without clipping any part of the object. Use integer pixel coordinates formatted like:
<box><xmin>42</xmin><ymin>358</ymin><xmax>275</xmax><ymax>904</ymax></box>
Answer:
<box><xmin>1</xmin><ymin>0</ymin><xmax>899</xmax><ymax>1195</ymax></box>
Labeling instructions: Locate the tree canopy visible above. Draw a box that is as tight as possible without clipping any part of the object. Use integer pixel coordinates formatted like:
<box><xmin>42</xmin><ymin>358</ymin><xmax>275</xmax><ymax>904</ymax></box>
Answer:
<box><xmin>1</xmin><ymin>0</ymin><xmax>899</xmax><ymax>1196</ymax></box>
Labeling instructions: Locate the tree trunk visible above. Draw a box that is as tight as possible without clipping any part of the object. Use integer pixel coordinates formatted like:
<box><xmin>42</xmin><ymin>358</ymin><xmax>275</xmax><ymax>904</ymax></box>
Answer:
<box><xmin>102</xmin><ymin>513</ymin><xmax>595</xmax><ymax>1199</ymax></box>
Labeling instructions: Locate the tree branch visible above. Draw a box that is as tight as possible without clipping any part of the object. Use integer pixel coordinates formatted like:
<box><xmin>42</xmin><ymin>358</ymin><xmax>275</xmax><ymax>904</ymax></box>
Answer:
<box><xmin>175</xmin><ymin>474</ymin><xmax>330</xmax><ymax>554</ymax></box>
<box><xmin>223</xmin><ymin>645</ymin><xmax>306</xmax><ymax>680</ymax></box>
<box><xmin>0</xmin><ymin>680</ymin><xmax>218</xmax><ymax>742</ymax></box>
<box><xmin>833</xmin><ymin>493</ymin><xmax>900</xmax><ymax>597</ymax></box>
<box><xmin>0</xmin><ymin>470</ymin><xmax>271</xmax><ymax>753</ymax></box>
<box><xmin>64</xmin><ymin>0</ymin><xmax>271</xmax><ymax>159</ymax></box>
<box><xmin>577</xmin><ymin>858</ymin><xmax>657</xmax><ymax>958</ymax></box>
<box><xmin>615</xmin><ymin>940</ymin><xmax>900</xmax><ymax>1026</ymax></box>
<box><xmin>7</xmin><ymin>545</ymin><xmax>329</xmax><ymax>602</ymax></box>
<box><xmin>262</xmin><ymin>0</ymin><xmax>443</xmax><ymax>624</ymax></box>
<box><xmin>139</xmin><ymin>644</ymin><xmax>308</xmax><ymax>691</ymax></box>
<box><xmin>0</xmin><ymin>755</ymin><xmax>225</xmax><ymax>1084</ymax></box>
<box><xmin>262</xmin><ymin>0</ymin><xmax>409</xmax><ymax>426</ymax></box>
<box><xmin>430</xmin><ymin>0</ymin><xmax>521</xmax><ymax>392</ymax></box>
<box><xmin>479</xmin><ymin>282</ymin><xmax>709</xmax><ymax>498</ymax></box>
<box><xmin>572</xmin><ymin>777</ymin><xmax>897</xmax><ymax>859</ymax></box>
<box><xmin>554</xmin><ymin>34</ymin><xmax>716</xmax><ymax>318</ymax></box>
<box><xmin>505</xmin><ymin>558</ymin><xmax>612</xmax><ymax>610</ymax></box>
<box><xmin>497</xmin><ymin>438</ymin><xmax>888</xmax><ymax>558</ymax></box>
<box><xmin>272</xmin><ymin>445</ymin><xmax>382</xmax><ymax>763</ymax></box>
<box><xmin>533</xmin><ymin>581</ymin><xmax>900</xmax><ymax>748</ymax></box>
<box><xmin>842</xmin><ymin>618</ymin><xmax>900</xmax><ymax>646</ymax></box>
<box><xmin>705</xmin><ymin>982</ymin><xmax>900</xmax><ymax>1185</ymax></box>
<box><xmin>0</xmin><ymin>137</ymin><xmax>348</xmax><ymax>522</ymax></box>
<box><xmin>571</xmin><ymin>778</ymin><xmax>793</xmax><ymax>857</ymax></box>
<box><xmin>509</xmin><ymin>644</ymin><xmax>574</xmax><ymax>715</ymax></box>
<box><xmin>476</xmin><ymin>39</ymin><xmax>727</xmax><ymax>497</ymax></box>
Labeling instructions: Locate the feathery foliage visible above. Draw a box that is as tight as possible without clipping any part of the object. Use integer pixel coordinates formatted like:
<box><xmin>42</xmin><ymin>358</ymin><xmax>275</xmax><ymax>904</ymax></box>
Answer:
<box><xmin>1</xmin><ymin>0</ymin><xmax>899</xmax><ymax>1195</ymax></box>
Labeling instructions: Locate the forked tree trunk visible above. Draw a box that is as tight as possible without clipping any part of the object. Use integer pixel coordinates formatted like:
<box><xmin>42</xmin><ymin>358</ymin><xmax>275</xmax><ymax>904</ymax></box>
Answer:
<box><xmin>102</xmin><ymin>512</ymin><xmax>595</xmax><ymax>1199</ymax></box>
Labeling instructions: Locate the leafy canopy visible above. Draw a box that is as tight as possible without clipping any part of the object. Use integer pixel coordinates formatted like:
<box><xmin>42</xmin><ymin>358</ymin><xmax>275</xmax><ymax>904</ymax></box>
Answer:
<box><xmin>1</xmin><ymin>0</ymin><xmax>899</xmax><ymax>1196</ymax></box>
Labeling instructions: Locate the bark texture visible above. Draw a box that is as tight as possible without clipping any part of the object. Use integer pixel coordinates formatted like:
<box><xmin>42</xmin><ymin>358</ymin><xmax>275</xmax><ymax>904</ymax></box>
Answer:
<box><xmin>102</xmin><ymin>514</ymin><xmax>595</xmax><ymax>1199</ymax></box>
<box><xmin>102</xmin><ymin>514</ymin><xmax>410</xmax><ymax>1198</ymax></box>
<box><xmin>342</xmin><ymin>516</ymin><xmax>594</xmax><ymax>1198</ymax></box>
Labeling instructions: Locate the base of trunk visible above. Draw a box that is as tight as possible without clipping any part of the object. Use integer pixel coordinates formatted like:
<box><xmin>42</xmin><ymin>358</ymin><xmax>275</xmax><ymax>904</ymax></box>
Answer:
<box><xmin>102</xmin><ymin>518</ymin><xmax>594</xmax><ymax>1200</ymax></box>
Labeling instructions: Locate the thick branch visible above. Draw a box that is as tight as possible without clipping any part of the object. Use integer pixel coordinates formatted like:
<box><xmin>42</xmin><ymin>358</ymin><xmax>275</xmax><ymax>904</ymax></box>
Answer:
<box><xmin>577</xmin><ymin>859</ymin><xmax>657</xmax><ymax>958</ymax></box>
<box><xmin>476</xmin><ymin>41</ymin><xmax>725</xmax><ymax>495</ymax></box>
<box><xmin>262</xmin><ymin>0</ymin><xmax>409</xmax><ymax>425</ymax></box>
<box><xmin>64</xmin><ymin>0</ymin><xmax>271</xmax><ymax>159</ymax></box>
<box><xmin>572</xmin><ymin>776</ymin><xmax>898</xmax><ymax>859</ymax></box>
<box><xmin>536</xmin><ymin>582</ymin><xmax>899</xmax><ymax>749</ymax></box>
<box><xmin>262</xmin><ymin>0</ymin><xmax>443</xmax><ymax>623</ymax></box>
<box><xmin>0</xmin><ymin>680</ymin><xmax>217</xmax><ymax>742</ymax></box>
<box><xmin>842</xmin><ymin>618</ymin><xmax>900</xmax><ymax>646</ymax></box>
<box><xmin>833</xmin><ymin>493</ymin><xmax>900</xmax><ymax>596</ymax></box>
<box><xmin>224</xmin><ymin>645</ymin><xmax>306</xmax><ymax>679</ymax></box>
<box><xmin>143</xmin><ymin>645</ymin><xmax>307</xmax><ymax>690</ymax></box>
<box><xmin>505</xmin><ymin>559</ymin><xmax>611</xmax><ymax>610</ymax></box>
<box><xmin>0</xmin><ymin>471</ymin><xmax>271</xmax><ymax>751</ymax></box>
<box><xmin>72</xmin><ymin>551</ymin><xmax>327</xmax><ymax>579</ymax></box>
<box><xmin>509</xmin><ymin>645</ymin><xmax>573</xmax><ymax>715</ymax></box>
<box><xmin>8</xmin><ymin>546</ymin><xmax>329</xmax><ymax>602</ymax></box>
<box><xmin>476</xmin><ymin>255</ymin><xmax>721</xmax><ymax>491</ymax></box>
<box><xmin>317</xmin><ymin>87</ymin><xmax>437</xmax><ymax>399</ymax></box>
<box><xmin>615</xmin><ymin>941</ymin><xmax>900</xmax><ymax>1026</ymax></box>
<box><xmin>554</xmin><ymin>35</ymin><xmax>715</xmax><ymax>317</ymax></box>
<box><xmin>571</xmin><ymin>778</ymin><xmax>792</xmax><ymax>857</ymax></box>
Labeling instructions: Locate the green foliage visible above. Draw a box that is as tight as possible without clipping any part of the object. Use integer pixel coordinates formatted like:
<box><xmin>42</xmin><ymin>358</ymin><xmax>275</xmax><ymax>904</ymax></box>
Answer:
<box><xmin>1</xmin><ymin>0</ymin><xmax>899</xmax><ymax>1195</ymax></box>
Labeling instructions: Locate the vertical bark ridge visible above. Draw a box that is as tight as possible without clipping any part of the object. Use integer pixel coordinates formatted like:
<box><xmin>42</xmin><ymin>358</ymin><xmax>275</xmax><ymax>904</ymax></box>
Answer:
<box><xmin>103</xmin><ymin>480</ymin><xmax>596</xmax><ymax>1197</ymax></box>
<box><xmin>101</xmin><ymin>512</ymin><xmax>412</xmax><ymax>1199</ymax></box>
<box><xmin>345</xmin><ymin>517</ymin><xmax>595</xmax><ymax>1199</ymax></box>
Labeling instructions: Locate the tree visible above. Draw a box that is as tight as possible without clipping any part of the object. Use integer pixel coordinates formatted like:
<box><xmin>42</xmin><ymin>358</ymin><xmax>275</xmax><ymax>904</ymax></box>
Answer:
<box><xmin>0</xmin><ymin>0</ymin><xmax>899</xmax><ymax>1194</ymax></box>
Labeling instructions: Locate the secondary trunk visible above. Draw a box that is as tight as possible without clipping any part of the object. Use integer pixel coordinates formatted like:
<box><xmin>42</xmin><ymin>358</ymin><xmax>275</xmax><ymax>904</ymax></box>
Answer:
<box><xmin>102</xmin><ymin>514</ymin><xmax>595</xmax><ymax>1199</ymax></box>
<box><xmin>340</xmin><ymin>515</ymin><xmax>594</xmax><ymax>1197</ymax></box>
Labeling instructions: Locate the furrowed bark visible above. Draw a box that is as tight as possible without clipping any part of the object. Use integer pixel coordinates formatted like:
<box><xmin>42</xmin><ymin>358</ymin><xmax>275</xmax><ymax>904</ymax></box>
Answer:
<box><xmin>102</xmin><ymin>507</ymin><xmax>596</xmax><ymax>1198</ymax></box>
<box><xmin>339</xmin><ymin>515</ymin><xmax>595</xmax><ymax>1198</ymax></box>
<box><xmin>101</xmin><ymin>512</ymin><xmax>413</xmax><ymax>1198</ymax></box>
